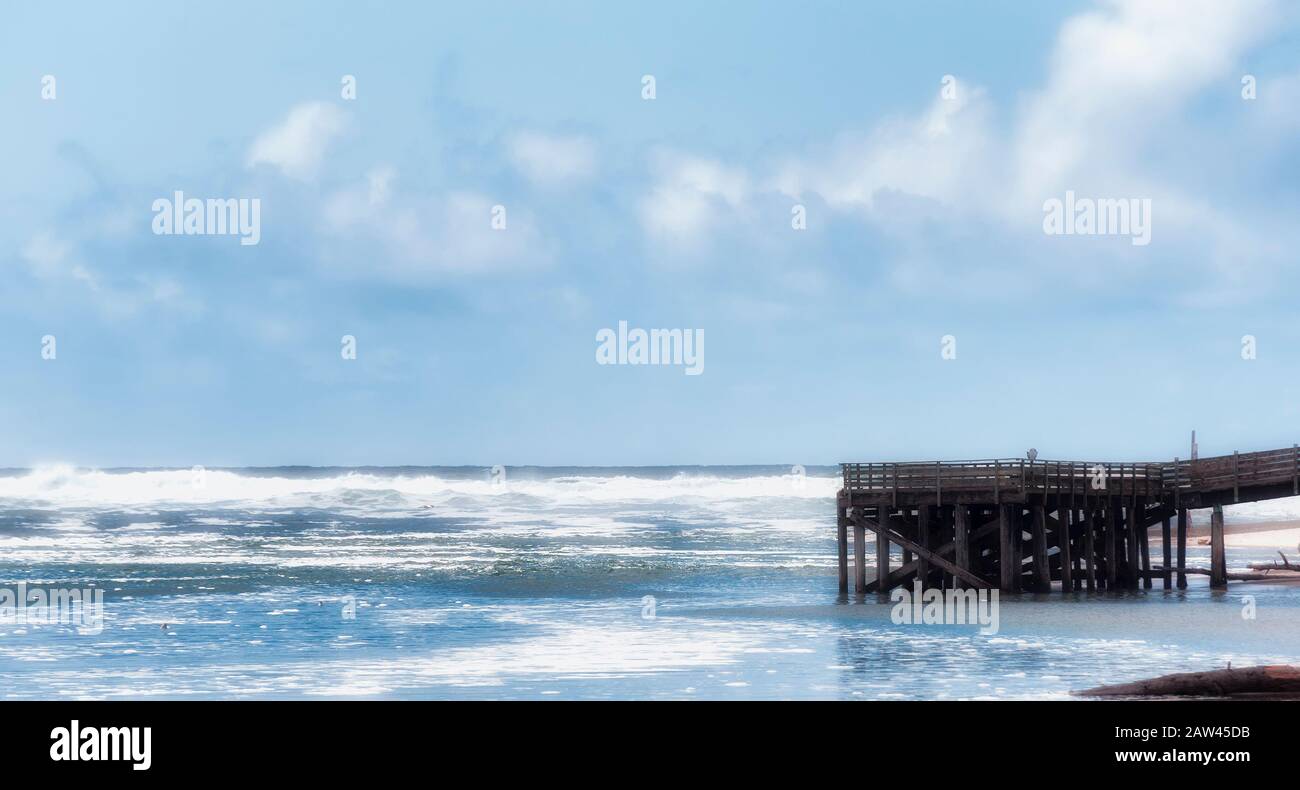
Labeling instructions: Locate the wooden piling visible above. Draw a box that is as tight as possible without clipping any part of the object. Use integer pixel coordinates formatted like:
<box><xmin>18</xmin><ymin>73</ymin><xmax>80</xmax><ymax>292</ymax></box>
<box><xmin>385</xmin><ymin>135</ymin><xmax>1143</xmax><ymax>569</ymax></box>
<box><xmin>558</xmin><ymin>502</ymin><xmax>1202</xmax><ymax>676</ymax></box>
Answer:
<box><xmin>837</xmin><ymin>505</ymin><xmax>849</xmax><ymax>594</ymax></box>
<box><xmin>1105</xmin><ymin>498</ymin><xmax>1118</xmax><ymax>589</ymax></box>
<box><xmin>875</xmin><ymin>506</ymin><xmax>891</xmax><ymax>591</ymax></box>
<box><xmin>1126</xmin><ymin>500</ymin><xmax>1140</xmax><ymax>590</ymax></box>
<box><xmin>1176</xmin><ymin>507</ymin><xmax>1188</xmax><ymax>589</ymax></box>
<box><xmin>1073</xmin><ymin>516</ymin><xmax>1084</xmax><ymax>589</ymax></box>
<box><xmin>1210</xmin><ymin>504</ymin><xmax>1227</xmax><ymax>589</ymax></box>
<box><xmin>1083</xmin><ymin>507</ymin><xmax>1097</xmax><ymax>591</ymax></box>
<box><xmin>1059</xmin><ymin>506</ymin><xmax>1074</xmax><ymax>592</ymax></box>
<box><xmin>1010</xmin><ymin>507</ymin><xmax>1023</xmax><ymax>592</ymax></box>
<box><xmin>853</xmin><ymin>509</ymin><xmax>867</xmax><ymax>594</ymax></box>
<box><xmin>999</xmin><ymin>504</ymin><xmax>1017</xmax><ymax>591</ymax></box>
<box><xmin>1138</xmin><ymin>514</ymin><xmax>1152</xmax><ymax>590</ymax></box>
<box><xmin>954</xmin><ymin>505</ymin><xmax>970</xmax><ymax>590</ymax></box>
<box><xmin>1161</xmin><ymin>515</ymin><xmax>1172</xmax><ymax>590</ymax></box>
<box><xmin>1031</xmin><ymin>504</ymin><xmax>1050</xmax><ymax>591</ymax></box>
<box><xmin>917</xmin><ymin>506</ymin><xmax>932</xmax><ymax>589</ymax></box>
<box><xmin>940</xmin><ymin>506</ymin><xmax>954</xmax><ymax>589</ymax></box>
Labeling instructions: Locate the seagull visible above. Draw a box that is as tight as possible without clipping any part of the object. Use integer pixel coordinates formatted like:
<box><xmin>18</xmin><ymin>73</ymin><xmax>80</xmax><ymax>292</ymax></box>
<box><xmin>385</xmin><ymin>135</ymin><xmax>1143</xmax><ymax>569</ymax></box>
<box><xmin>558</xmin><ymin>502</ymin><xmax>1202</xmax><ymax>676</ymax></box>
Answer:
<box><xmin>1027</xmin><ymin>448</ymin><xmax>1039</xmax><ymax>462</ymax></box>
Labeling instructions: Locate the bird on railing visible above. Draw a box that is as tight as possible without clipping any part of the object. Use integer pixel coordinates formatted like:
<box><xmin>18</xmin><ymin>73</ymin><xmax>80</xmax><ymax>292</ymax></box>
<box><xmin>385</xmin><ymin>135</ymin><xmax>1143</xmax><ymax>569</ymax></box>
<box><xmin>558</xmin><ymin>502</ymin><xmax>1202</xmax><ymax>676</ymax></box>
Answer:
<box><xmin>1027</xmin><ymin>448</ymin><xmax>1038</xmax><ymax>462</ymax></box>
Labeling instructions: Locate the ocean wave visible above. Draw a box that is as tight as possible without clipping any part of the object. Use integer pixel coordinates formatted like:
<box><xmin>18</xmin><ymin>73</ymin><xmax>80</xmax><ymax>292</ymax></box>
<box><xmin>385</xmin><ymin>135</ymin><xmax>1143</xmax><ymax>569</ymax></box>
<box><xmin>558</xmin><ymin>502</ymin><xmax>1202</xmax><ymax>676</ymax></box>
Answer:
<box><xmin>0</xmin><ymin>464</ymin><xmax>839</xmax><ymax>510</ymax></box>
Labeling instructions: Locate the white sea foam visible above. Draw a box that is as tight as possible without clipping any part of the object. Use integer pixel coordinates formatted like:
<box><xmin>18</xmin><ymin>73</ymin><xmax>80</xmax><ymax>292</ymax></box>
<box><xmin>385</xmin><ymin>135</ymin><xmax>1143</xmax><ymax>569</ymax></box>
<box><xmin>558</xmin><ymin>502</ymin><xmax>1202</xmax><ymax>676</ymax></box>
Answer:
<box><xmin>307</xmin><ymin>621</ymin><xmax>763</xmax><ymax>693</ymax></box>
<box><xmin>0</xmin><ymin>465</ymin><xmax>838</xmax><ymax>510</ymax></box>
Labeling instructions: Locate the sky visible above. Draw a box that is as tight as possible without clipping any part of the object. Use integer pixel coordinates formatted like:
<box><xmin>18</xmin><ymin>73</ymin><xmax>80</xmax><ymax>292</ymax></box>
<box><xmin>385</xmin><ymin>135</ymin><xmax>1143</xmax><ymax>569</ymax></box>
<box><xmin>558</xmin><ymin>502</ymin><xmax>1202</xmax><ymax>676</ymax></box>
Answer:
<box><xmin>3</xmin><ymin>0</ymin><xmax>1300</xmax><ymax>468</ymax></box>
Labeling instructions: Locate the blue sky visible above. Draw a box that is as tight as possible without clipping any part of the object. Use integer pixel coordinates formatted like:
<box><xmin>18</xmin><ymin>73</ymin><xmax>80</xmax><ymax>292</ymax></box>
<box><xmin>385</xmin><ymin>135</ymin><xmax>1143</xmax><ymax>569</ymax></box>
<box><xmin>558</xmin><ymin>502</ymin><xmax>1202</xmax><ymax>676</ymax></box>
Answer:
<box><xmin>3</xmin><ymin>0</ymin><xmax>1300</xmax><ymax>467</ymax></box>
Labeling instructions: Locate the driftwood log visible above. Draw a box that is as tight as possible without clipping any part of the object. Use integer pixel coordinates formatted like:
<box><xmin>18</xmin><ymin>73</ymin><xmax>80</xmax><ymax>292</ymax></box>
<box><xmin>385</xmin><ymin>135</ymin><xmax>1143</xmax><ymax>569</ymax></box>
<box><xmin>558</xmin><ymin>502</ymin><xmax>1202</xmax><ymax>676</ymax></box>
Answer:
<box><xmin>1076</xmin><ymin>665</ymin><xmax>1300</xmax><ymax>698</ymax></box>
<box><xmin>1247</xmin><ymin>551</ymin><xmax>1300</xmax><ymax>573</ymax></box>
<box><xmin>1149</xmin><ymin>565</ymin><xmax>1288</xmax><ymax>582</ymax></box>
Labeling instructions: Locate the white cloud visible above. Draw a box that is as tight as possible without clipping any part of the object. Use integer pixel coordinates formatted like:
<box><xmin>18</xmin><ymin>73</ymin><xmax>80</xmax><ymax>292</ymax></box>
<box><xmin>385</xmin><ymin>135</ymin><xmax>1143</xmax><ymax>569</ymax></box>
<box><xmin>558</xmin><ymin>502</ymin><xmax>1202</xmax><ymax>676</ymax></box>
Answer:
<box><xmin>321</xmin><ymin>168</ymin><xmax>548</xmax><ymax>279</ymax></box>
<box><xmin>771</xmin><ymin>85</ymin><xmax>994</xmax><ymax>216</ymax></box>
<box><xmin>507</xmin><ymin>131</ymin><xmax>597</xmax><ymax>186</ymax></box>
<box><xmin>247</xmin><ymin>101</ymin><xmax>347</xmax><ymax>180</ymax></box>
<box><xmin>639</xmin><ymin>151</ymin><xmax>752</xmax><ymax>244</ymax></box>
<box><xmin>767</xmin><ymin>0</ymin><xmax>1276</xmax><ymax>222</ymax></box>
<box><xmin>21</xmin><ymin>233</ymin><xmax>76</xmax><ymax>277</ymax></box>
<box><xmin>1012</xmin><ymin>0</ymin><xmax>1279</xmax><ymax>206</ymax></box>
<box><xmin>19</xmin><ymin>231</ymin><xmax>198</xmax><ymax>317</ymax></box>
<box><xmin>643</xmin><ymin>0</ymin><xmax>1291</xmax><ymax>297</ymax></box>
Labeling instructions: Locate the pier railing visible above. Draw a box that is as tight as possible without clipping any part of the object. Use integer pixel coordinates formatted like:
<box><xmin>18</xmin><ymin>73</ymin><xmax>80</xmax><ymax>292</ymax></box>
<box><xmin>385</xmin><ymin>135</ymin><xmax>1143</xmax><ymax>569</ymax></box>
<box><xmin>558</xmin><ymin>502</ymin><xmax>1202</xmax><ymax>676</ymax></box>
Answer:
<box><xmin>842</xmin><ymin>445</ymin><xmax>1300</xmax><ymax>501</ymax></box>
<box><xmin>1158</xmin><ymin>446</ymin><xmax>1300</xmax><ymax>500</ymax></box>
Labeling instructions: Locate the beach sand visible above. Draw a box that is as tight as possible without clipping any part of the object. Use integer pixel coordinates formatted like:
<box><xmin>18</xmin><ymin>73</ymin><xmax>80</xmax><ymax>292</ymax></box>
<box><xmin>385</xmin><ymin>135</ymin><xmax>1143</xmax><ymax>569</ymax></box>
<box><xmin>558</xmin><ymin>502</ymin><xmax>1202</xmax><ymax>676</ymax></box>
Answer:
<box><xmin>1221</xmin><ymin>521</ymin><xmax>1300</xmax><ymax>549</ymax></box>
<box><xmin>1146</xmin><ymin>516</ymin><xmax>1300</xmax><ymax>551</ymax></box>
<box><xmin>1177</xmin><ymin>517</ymin><xmax>1300</xmax><ymax>551</ymax></box>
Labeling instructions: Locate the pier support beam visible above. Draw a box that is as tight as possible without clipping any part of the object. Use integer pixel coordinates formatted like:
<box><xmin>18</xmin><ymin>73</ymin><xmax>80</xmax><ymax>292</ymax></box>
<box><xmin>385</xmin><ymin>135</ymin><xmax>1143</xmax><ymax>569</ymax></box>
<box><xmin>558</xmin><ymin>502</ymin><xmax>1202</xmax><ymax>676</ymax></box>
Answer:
<box><xmin>853</xmin><ymin>509</ymin><xmax>867</xmax><ymax>594</ymax></box>
<box><xmin>1126</xmin><ymin>500</ymin><xmax>1141</xmax><ymax>590</ymax></box>
<box><xmin>1083</xmin><ymin>507</ymin><xmax>1097</xmax><ymax>592</ymax></box>
<box><xmin>954</xmin><ymin>505</ymin><xmax>970</xmax><ymax>590</ymax></box>
<box><xmin>1138</xmin><ymin>508</ymin><xmax>1152</xmax><ymax>590</ymax></box>
<box><xmin>998</xmin><ymin>505</ymin><xmax>1017</xmax><ymax>592</ymax></box>
<box><xmin>1105</xmin><ymin>499</ymin><xmax>1118</xmax><ymax>590</ymax></box>
<box><xmin>875</xmin><ymin>506</ymin><xmax>890</xmax><ymax>591</ymax></box>
<box><xmin>1210</xmin><ymin>504</ymin><xmax>1227</xmax><ymax>589</ymax></box>
<box><xmin>1161</xmin><ymin>515</ymin><xmax>1172</xmax><ymax>590</ymax></box>
<box><xmin>1031</xmin><ymin>505</ymin><xmax>1050</xmax><ymax>592</ymax></box>
<box><xmin>1011</xmin><ymin>509</ymin><xmax>1023</xmax><ymax>591</ymax></box>
<box><xmin>917</xmin><ymin>506</ymin><xmax>932</xmax><ymax>589</ymax></box>
<box><xmin>1176</xmin><ymin>507</ymin><xmax>1188</xmax><ymax>589</ymax></box>
<box><xmin>1059</xmin><ymin>506</ymin><xmax>1074</xmax><ymax>592</ymax></box>
<box><xmin>862</xmin><ymin>514</ymin><xmax>991</xmax><ymax>590</ymax></box>
<box><xmin>837</xmin><ymin>504</ymin><xmax>849</xmax><ymax>594</ymax></box>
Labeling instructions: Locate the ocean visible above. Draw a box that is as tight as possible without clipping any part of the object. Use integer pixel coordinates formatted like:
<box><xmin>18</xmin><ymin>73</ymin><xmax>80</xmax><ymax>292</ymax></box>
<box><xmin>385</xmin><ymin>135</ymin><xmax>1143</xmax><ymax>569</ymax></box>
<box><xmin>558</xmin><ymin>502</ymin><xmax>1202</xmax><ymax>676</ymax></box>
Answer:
<box><xmin>2</xmin><ymin>464</ymin><xmax>1299</xmax><ymax>700</ymax></box>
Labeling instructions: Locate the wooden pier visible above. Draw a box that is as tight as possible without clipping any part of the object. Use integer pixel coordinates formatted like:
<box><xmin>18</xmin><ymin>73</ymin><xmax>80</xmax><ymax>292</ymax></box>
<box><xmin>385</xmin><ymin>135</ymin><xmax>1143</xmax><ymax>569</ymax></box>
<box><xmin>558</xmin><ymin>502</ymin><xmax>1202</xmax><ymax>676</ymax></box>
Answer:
<box><xmin>836</xmin><ymin>446</ymin><xmax>1300</xmax><ymax>594</ymax></box>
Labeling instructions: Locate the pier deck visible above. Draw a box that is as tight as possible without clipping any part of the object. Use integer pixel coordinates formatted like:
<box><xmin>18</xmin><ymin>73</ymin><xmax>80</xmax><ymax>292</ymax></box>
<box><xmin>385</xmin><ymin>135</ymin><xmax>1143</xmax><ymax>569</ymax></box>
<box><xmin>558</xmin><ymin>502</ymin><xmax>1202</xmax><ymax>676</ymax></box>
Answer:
<box><xmin>836</xmin><ymin>446</ymin><xmax>1300</xmax><ymax>595</ymax></box>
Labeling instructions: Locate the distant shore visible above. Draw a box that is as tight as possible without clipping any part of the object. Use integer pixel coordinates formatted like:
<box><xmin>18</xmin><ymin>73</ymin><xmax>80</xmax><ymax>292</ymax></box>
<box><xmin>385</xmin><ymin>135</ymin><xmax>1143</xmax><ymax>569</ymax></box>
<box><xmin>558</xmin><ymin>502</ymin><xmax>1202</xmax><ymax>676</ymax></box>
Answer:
<box><xmin>1185</xmin><ymin>514</ymin><xmax>1300</xmax><ymax>553</ymax></box>
<box><xmin>1142</xmin><ymin>516</ymin><xmax>1300</xmax><ymax>552</ymax></box>
<box><xmin>1212</xmin><ymin>518</ymin><xmax>1300</xmax><ymax>550</ymax></box>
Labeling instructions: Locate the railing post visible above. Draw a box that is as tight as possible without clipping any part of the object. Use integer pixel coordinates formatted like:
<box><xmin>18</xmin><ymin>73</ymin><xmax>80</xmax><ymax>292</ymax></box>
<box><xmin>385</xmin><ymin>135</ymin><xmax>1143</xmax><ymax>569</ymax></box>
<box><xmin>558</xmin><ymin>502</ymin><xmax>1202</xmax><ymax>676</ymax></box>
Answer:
<box><xmin>1233</xmin><ymin>450</ymin><xmax>1240</xmax><ymax>503</ymax></box>
<box><xmin>936</xmin><ymin>460</ymin><xmax>942</xmax><ymax>507</ymax></box>
<box><xmin>1173</xmin><ymin>456</ymin><xmax>1180</xmax><ymax>509</ymax></box>
<box><xmin>994</xmin><ymin>460</ymin><xmax>1000</xmax><ymax>504</ymax></box>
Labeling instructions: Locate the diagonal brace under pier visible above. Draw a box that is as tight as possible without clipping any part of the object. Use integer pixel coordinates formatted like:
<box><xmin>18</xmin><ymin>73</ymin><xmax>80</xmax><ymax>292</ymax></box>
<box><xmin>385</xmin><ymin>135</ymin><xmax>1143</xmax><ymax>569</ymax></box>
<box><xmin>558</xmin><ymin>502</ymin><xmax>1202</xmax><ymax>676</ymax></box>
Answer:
<box><xmin>858</xmin><ymin>516</ymin><xmax>993</xmax><ymax>590</ymax></box>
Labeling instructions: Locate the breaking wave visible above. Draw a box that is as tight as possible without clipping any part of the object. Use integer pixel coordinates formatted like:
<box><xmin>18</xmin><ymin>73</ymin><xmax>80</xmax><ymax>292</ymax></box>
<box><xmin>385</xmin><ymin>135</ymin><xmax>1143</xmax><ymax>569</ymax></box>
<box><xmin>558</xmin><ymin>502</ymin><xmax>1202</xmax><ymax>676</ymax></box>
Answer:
<box><xmin>0</xmin><ymin>464</ymin><xmax>839</xmax><ymax>513</ymax></box>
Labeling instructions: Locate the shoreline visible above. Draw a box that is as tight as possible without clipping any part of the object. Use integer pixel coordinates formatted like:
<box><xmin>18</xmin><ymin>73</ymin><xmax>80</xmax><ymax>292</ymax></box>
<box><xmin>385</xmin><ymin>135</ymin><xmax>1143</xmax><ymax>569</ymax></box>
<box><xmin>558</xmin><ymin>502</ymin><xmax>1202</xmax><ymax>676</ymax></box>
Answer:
<box><xmin>1193</xmin><ymin>518</ymin><xmax>1300</xmax><ymax>550</ymax></box>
